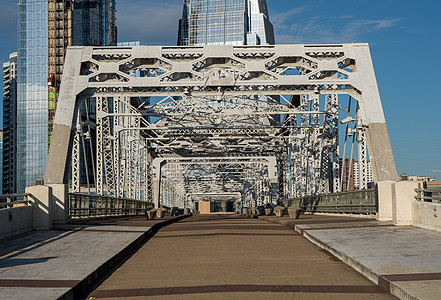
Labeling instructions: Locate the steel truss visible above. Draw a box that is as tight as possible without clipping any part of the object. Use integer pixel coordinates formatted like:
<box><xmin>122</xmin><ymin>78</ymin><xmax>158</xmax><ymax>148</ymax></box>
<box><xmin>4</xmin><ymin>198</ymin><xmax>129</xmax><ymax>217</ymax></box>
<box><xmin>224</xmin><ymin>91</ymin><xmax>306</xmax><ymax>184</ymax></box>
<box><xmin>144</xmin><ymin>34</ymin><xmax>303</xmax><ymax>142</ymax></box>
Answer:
<box><xmin>159</xmin><ymin>158</ymin><xmax>270</xmax><ymax>210</ymax></box>
<box><xmin>46</xmin><ymin>44</ymin><xmax>397</xmax><ymax>208</ymax></box>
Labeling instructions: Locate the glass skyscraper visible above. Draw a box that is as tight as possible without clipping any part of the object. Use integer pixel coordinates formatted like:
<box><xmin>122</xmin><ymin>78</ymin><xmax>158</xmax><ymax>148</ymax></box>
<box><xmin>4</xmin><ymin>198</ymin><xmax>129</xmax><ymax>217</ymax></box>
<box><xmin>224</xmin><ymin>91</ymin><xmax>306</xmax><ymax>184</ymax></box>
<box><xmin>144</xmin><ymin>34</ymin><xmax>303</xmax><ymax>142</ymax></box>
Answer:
<box><xmin>17</xmin><ymin>0</ymin><xmax>49</xmax><ymax>193</ymax></box>
<box><xmin>71</xmin><ymin>0</ymin><xmax>117</xmax><ymax>46</ymax></box>
<box><xmin>178</xmin><ymin>0</ymin><xmax>275</xmax><ymax>46</ymax></box>
<box><xmin>14</xmin><ymin>0</ymin><xmax>116</xmax><ymax>193</ymax></box>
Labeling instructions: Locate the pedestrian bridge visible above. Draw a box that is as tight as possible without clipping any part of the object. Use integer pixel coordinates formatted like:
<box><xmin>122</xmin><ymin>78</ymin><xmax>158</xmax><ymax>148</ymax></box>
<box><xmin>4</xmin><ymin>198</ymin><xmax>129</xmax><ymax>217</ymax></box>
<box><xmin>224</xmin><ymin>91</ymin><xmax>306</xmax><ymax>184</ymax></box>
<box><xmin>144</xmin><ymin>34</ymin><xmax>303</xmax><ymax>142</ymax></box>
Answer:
<box><xmin>1</xmin><ymin>44</ymin><xmax>441</xmax><ymax>300</ymax></box>
<box><xmin>44</xmin><ymin>43</ymin><xmax>396</xmax><ymax>210</ymax></box>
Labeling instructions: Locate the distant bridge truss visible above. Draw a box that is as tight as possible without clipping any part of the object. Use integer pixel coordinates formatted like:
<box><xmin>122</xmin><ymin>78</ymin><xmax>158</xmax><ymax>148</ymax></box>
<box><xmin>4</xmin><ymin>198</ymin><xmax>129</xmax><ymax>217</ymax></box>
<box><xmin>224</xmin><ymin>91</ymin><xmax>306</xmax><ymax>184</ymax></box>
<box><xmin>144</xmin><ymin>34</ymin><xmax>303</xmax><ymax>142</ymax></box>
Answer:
<box><xmin>156</xmin><ymin>157</ymin><xmax>275</xmax><ymax>210</ymax></box>
<box><xmin>45</xmin><ymin>44</ymin><xmax>397</xmax><ymax>208</ymax></box>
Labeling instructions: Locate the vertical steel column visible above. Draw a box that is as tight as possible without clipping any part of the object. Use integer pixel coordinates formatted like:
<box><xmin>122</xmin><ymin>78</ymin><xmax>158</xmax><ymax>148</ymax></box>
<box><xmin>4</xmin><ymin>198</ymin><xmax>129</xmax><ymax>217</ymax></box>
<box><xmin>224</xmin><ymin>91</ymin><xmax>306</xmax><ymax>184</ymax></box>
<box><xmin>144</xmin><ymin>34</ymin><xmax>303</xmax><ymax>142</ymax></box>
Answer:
<box><xmin>328</xmin><ymin>94</ymin><xmax>340</xmax><ymax>193</ymax></box>
<box><xmin>72</xmin><ymin>109</ymin><xmax>81</xmax><ymax>193</ymax></box>
<box><xmin>101</xmin><ymin>97</ymin><xmax>116</xmax><ymax>196</ymax></box>
<box><xmin>113</xmin><ymin>97</ymin><xmax>122</xmax><ymax>197</ymax></box>
<box><xmin>133</xmin><ymin>111</ymin><xmax>141</xmax><ymax>200</ymax></box>
<box><xmin>358</xmin><ymin>126</ymin><xmax>368</xmax><ymax>190</ymax></box>
<box><xmin>96</xmin><ymin>97</ymin><xmax>104</xmax><ymax>195</ymax></box>
<box><xmin>119</xmin><ymin>127</ymin><xmax>127</xmax><ymax>197</ymax></box>
<box><xmin>309</xmin><ymin>94</ymin><xmax>321</xmax><ymax>195</ymax></box>
<box><xmin>293</xmin><ymin>94</ymin><xmax>309</xmax><ymax>197</ymax></box>
<box><xmin>146</xmin><ymin>150</ymin><xmax>154</xmax><ymax>202</ymax></box>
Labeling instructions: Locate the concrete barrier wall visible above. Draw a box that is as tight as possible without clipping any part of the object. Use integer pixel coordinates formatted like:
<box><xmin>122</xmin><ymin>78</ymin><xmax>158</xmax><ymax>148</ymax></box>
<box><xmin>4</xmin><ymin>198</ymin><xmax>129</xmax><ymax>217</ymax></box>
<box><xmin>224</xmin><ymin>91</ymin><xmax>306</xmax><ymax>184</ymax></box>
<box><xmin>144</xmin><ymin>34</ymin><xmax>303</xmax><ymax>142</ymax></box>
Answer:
<box><xmin>26</xmin><ymin>185</ymin><xmax>53</xmax><ymax>230</ymax></box>
<box><xmin>392</xmin><ymin>181</ymin><xmax>419</xmax><ymax>226</ymax></box>
<box><xmin>377</xmin><ymin>180</ymin><xmax>441</xmax><ymax>232</ymax></box>
<box><xmin>412</xmin><ymin>200</ymin><xmax>441</xmax><ymax>232</ymax></box>
<box><xmin>0</xmin><ymin>184</ymin><xmax>69</xmax><ymax>240</ymax></box>
<box><xmin>0</xmin><ymin>206</ymin><xmax>33</xmax><ymax>240</ymax></box>
<box><xmin>377</xmin><ymin>180</ymin><xmax>395</xmax><ymax>221</ymax></box>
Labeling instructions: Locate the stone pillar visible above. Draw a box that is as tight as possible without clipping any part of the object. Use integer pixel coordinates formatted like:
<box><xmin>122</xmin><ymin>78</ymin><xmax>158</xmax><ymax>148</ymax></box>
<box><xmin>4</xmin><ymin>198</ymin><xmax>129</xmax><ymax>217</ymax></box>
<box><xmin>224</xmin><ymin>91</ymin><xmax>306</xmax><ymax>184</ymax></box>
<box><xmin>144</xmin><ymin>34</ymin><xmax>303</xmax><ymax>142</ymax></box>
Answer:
<box><xmin>377</xmin><ymin>180</ymin><xmax>395</xmax><ymax>221</ymax></box>
<box><xmin>47</xmin><ymin>184</ymin><xmax>69</xmax><ymax>225</ymax></box>
<box><xmin>392</xmin><ymin>181</ymin><xmax>419</xmax><ymax>226</ymax></box>
<box><xmin>26</xmin><ymin>185</ymin><xmax>53</xmax><ymax>230</ymax></box>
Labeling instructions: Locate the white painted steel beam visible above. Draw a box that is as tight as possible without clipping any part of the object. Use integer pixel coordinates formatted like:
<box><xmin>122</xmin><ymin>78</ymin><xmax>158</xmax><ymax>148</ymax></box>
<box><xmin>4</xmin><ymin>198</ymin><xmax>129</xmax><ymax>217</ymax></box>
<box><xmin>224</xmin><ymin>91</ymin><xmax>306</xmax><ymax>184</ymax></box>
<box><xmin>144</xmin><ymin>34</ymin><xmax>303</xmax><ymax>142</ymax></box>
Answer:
<box><xmin>45</xmin><ymin>44</ymin><xmax>397</xmax><ymax>206</ymax></box>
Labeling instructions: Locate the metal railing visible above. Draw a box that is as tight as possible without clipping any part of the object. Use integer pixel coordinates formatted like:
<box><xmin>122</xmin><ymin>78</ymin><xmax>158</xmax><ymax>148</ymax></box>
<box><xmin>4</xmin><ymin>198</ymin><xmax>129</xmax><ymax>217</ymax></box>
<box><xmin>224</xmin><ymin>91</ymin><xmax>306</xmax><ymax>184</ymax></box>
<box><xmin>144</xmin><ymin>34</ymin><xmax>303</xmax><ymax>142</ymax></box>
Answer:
<box><xmin>69</xmin><ymin>193</ymin><xmax>154</xmax><ymax>219</ymax></box>
<box><xmin>280</xmin><ymin>189</ymin><xmax>377</xmax><ymax>215</ymax></box>
<box><xmin>415</xmin><ymin>187</ymin><xmax>441</xmax><ymax>203</ymax></box>
<box><xmin>0</xmin><ymin>193</ymin><xmax>32</xmax><ymax>209</ymax></box>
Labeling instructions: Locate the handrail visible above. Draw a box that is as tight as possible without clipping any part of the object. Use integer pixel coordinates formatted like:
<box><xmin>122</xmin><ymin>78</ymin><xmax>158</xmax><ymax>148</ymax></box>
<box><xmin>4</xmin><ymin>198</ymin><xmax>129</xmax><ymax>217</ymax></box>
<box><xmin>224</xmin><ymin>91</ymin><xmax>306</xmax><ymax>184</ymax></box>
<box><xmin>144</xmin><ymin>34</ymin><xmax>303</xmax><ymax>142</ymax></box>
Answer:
<box><xmin>415</xmin><ymin>187</ymin><xmax>441</xmax><ymax>203</ymax></box>
<box><xmin>280</xmin><ymin>189</ymin><xmax>377</xmax><ymax>215</ymax></box>
<box><xmin>69</xmin><ymin>193</ymin><xmax>154</xmax><ymax>220</ymax></box>
<box><xmin>0</xmin><ymin>193</ymin><xmax>32</xmax><ymax>209</ymax></box>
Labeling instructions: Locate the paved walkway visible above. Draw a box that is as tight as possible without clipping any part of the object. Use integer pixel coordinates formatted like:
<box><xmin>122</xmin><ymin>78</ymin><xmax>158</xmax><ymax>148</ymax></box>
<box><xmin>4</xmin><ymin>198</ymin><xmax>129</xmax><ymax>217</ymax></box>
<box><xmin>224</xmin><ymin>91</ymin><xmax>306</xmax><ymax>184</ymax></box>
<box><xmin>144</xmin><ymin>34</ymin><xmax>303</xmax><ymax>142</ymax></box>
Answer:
<box><xmin>259</xmin><ymin>214</ymin><xmax>441</xmax><ymax>300</ymax></box>
<box><xmin>88</xmin><ymin>214</ymin><xmax>394</xmax><ymax>299</ymax></box>
<box><xmin>0</xmin><ymin>215</ymin><xmax>186</xmax><ymax>300</ymax></box>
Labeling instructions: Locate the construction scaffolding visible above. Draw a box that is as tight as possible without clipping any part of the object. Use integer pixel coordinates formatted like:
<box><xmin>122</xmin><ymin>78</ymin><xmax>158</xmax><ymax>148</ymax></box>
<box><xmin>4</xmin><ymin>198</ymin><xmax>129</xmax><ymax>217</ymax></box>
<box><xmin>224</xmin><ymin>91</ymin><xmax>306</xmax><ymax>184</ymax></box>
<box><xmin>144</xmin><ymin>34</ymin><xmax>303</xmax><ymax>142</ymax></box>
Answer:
<box><xmin>48</xmin><ymin>0</ymin><xmax>72</xmax><ymax>138</ymax></box>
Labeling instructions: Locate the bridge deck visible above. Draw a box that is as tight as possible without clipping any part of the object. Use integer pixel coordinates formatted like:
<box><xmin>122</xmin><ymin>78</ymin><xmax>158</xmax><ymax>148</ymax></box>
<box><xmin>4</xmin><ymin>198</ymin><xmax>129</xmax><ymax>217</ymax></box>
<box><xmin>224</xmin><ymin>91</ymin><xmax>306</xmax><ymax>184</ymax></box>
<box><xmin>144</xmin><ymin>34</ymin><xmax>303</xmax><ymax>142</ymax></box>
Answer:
<box><xmin>87</xmin><ymin>214</ymin><xmax>394</xmax><ymax>299</ymax></box>
<box><xmin>2</xmin><ymin>213</ymin><xmax>440</xmax><ymax>299</ymax></box>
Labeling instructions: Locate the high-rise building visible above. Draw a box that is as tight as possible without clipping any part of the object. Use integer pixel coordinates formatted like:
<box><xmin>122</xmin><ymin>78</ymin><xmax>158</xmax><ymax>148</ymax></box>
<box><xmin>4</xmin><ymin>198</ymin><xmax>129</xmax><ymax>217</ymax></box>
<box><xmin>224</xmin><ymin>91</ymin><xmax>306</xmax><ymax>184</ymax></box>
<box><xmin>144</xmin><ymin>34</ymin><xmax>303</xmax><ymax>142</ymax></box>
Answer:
<box><xmin>71</xmin><ymin>0</ymin><xmax>117</xmax><ymax>46</ymax></box>
<box><xmin>16</xmin><ymin>0</ymin><xmax>49</xmax><ymax>193</ymax></box>
<box><xmin>178</xmin><ymin>0</ymin><xmax>275</xmax><ymax>46</ymax></box>
<box><xmin>48</xmin><ymin>0</ymin><xmax>117</xmax><ymax>139</ymax></box>
<box><xmin>177</xmin><ymin>0</ymin><xmax>278</xmax><ymax>122</ymax></box>
<box><xmin>340</xmin><ymin>159</ymin><xmax>374</xmax><ymax>191</ymax></box>
<box><xmin>340</xmin><ymin>158</ymin><xmax>355</xmax><ymax>191</ymax></box>
<box><xmin>353</xmin><ymin>160</ymin><xmax>359</xmax><ymax>189</ymax></box>
<box><xmin>14</xmin><ymin>0</ymin><xmax>116</xmax><ymax>193</ymax></box>
<box><xmin>0</xmin><ymin>131</ymin><xmax>3</xmax><ymax>192</ymax></box>
<box><xmin>356</xmin><ymin>161</ymin><xmax>374</xmax><ymax>189</ymax></box>
<box><xmin>2</xmin><ymin>52</ymin><xmax>18</xmax><ymax>194</ymax></box>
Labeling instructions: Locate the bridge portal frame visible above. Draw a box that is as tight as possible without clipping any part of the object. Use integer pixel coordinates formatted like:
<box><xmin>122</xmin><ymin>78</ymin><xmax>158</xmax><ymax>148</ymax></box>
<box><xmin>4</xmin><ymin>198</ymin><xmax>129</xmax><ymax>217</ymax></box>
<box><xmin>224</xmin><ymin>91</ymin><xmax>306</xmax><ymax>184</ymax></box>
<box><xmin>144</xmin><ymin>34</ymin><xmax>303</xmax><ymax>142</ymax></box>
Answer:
<box><xmin>44</xmin><ymin>44</ymin><xmax>397</xmax><ymax>200</ymax></box>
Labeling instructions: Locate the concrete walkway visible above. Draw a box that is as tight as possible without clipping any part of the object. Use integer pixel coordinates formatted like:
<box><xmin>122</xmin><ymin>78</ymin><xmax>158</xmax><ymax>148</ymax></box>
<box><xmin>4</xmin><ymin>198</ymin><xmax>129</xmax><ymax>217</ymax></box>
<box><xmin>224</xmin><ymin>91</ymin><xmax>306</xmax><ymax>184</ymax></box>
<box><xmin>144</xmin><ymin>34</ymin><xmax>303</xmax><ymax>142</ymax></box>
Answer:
<box><xmin>258</xmin><ymin>214</ymin><xmax>441</xmax><ymax>300</ymax></box>
<box><xmin>88</xmin><ymin>214</ymin><xmax>394</xmax><ymax>299</ymax></box>
<box><xmin>0</xmin><ymin>215</ymin><xmax>186</xmax><ymax>300</ymax></box>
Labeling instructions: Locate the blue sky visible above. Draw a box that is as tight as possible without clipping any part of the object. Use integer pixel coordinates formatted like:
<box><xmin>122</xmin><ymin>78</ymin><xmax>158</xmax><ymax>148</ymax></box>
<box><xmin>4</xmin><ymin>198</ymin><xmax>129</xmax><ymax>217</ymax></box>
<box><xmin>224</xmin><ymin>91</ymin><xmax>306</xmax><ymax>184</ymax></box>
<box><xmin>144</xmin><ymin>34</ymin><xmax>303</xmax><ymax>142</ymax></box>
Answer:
<box><xmin>0</xmin><ymin>0</ymin><xmax>440</xmax><ymax>178</ymax></box>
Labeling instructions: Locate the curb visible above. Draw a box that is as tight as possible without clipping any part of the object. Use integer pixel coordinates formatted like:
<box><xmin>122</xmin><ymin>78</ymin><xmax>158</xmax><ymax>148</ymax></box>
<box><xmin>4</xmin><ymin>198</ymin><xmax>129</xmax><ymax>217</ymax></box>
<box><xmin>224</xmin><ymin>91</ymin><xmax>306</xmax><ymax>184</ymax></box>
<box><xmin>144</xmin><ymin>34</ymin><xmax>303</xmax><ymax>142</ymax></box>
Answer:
<box><xmin>298</xmin><ymin>227</ymin><xmax>421</xmax><ymax>300</ymax></box>
<box><xmin>58</xmin><ymin>214</ymin><xmax>192</xmax><ymax>300</ymax></box>
<box><xmin>299</xmin><ymin>228</ymin><xmax>379</xmax><ymax>285</ymax></box>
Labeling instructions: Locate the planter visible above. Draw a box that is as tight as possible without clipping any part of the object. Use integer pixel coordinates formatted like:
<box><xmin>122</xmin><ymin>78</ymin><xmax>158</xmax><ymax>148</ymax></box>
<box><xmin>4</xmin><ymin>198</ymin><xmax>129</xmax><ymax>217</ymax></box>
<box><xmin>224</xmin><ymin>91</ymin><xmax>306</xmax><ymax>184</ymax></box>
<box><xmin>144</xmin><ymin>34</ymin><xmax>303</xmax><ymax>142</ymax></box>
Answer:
<box><xmin>146</xmin><ymin>209</ymin><xmax>157</xmax><ymax>220</ymax></box>
<box><xmin>171</xmin><ymin>207</ymin><xmax>179</xmax><ymax>216</ymax></box>
<box><xmin>274</xmin><ymin>206</ymin><xmax>285</xmax><ymax>217</ymax></box>
<box><xmin>156</xmin><ymin>207</ymin><xmax>166</xmax><ymax>219</ymax></box>
<box><xmin>288</xmin><ymin>206</ymin><xmax>301</xmax><ymax>219</ymax></box>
